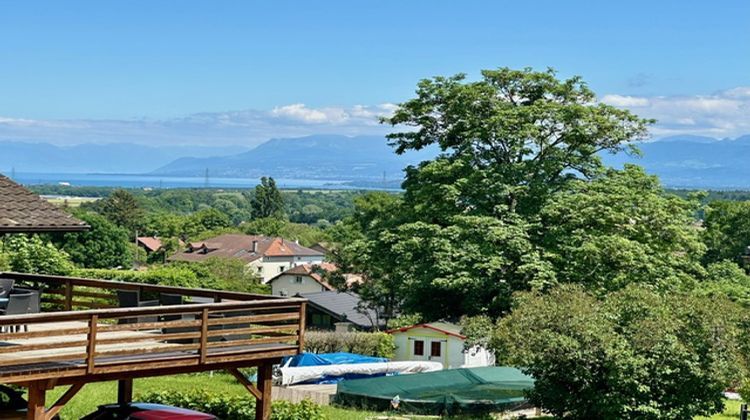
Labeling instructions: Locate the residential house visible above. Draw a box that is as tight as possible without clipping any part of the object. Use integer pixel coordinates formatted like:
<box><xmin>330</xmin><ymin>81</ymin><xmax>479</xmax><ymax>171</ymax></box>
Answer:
<box><xmin>268</xmin><ymin>263</ymin><xmax>362</xmax><ymax>297</ymax></box>
<box><xmin>387</xmin><ymin>322</ymin><xmax>495</xmax><ymax>369</ymax></box>
<box><xmin>169</xmin><ymin>234</ymin><xmax>325</xmax><ymax>282</ymax></box>
<box><xmin>268</xmin><ymin>263</ymin><xmax>336</xmax><ymax>296</ymax></box>
<box><xmin>136</xmin><ymin>236</ymin><xmax>167</xmax><ymax>254</ymax></box>
<box><xmin>298</xmin><ymin>290</ymin><xmax>383</xmax><ymax>331</ymax></box>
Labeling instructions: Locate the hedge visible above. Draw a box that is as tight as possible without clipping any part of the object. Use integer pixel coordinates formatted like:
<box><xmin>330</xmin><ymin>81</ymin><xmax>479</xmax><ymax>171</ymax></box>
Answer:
<box><xmin>139</xmin><ymin>389</ymin><xmax>325</xmax><ymax>420</ymax></box>
<box><xmin>303</xmin><ymin>331</ymin><xmax>395</xmax><ymax>359</ymax></box>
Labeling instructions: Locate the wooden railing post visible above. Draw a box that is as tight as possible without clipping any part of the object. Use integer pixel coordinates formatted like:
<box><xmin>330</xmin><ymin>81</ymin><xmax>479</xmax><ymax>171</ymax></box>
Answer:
<box><xmin>86</xmin><ymin>314</ymin><xmax>98</xmax><ymax>374</ymax></box>
<box><xmin>64</xmin><ymin>279</ymin><xmax>73</xmax><ymax>311</ymax></box>
<box><xmin>297</xmin><ymin>302</ymin><xmax>306</xmax><ymax>353</ymax></box>
<box><xmin>199</xmin><ymin>308</ymin><xmax>209</xmax><ymax>364</ymax></box>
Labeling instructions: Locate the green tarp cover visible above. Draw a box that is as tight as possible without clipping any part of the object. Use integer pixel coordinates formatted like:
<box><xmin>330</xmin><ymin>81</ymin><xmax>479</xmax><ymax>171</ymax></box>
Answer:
<box><xmin>334</xmin><ymin>366</ymin><xmax>534</xmax><ymax>415</ymax></box>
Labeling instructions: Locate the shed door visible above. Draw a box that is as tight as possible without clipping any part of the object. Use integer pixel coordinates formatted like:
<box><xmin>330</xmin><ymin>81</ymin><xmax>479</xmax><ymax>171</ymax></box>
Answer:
<box><xmin>427</xmin><ymin>339</ymin><xmax>446</xmax><ymax>366</ymax></box>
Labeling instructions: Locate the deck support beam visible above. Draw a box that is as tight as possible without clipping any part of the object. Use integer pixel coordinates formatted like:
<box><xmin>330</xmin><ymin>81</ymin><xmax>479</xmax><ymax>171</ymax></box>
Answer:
<box><xmin>46</xmin><ymin>382</ymin><xmax>84</xmax><ymax>420</ymax></box>
<box><xmin>255</xmin><ymin>362</ymin><xmax>274</xmax><ymax>420</ymax></box>
<box><xmin>117</xmin><ymin>378</ymin><xmax>133</xmax><ymax>405</ymax></box>
<box><xmin>227</xmin><ymin>368</ymin><xmax>261</xmax><ymax>400</ymax></box>
<box><xmin>26</xmin><ymin>381</ymin><xmax>46</xmax><ymax>420</ymax></box>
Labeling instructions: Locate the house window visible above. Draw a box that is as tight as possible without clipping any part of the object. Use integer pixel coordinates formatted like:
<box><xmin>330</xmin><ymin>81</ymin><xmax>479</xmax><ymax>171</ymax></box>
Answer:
<box><xmin>413</xmin><ymin>340</ymin><xmax>424</xmax><ymax>356</ymax></box>
<box><xmin>279</xmin><ymin>266</ymin><xmax>285</xmax><ymax>273</ymax></box>
<box><xmin>294</xmin><ymin>276</ymin><xmax>304</xmax><ymax>284</ymax></box>
<box><xmin>431</xmin><ymin>341</ymin><xmax>442</xmax><ymax>357</ymax></box>
<box><xmin>257</xmin><ymin>267</ymin><xmax>262</xmax><ymax>273</ymax></box>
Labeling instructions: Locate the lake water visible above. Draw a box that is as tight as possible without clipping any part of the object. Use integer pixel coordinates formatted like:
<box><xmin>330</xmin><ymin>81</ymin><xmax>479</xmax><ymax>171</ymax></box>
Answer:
<box><xmin>11</xmin><ymin>172</ymin><xmax>353</xmax><ymax>190</ymax></box>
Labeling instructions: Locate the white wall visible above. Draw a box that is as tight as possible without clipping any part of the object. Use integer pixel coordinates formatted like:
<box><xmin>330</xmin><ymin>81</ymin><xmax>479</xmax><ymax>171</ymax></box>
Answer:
<box><xmin>249</xmin><ymin>255</ymin><xmax>325</xmax><ymax>283</ymax></box>
<box><xmin>390</xmin><ymin>327</ymin><xmax>495</xmax><ymax>369</ymax></box>
<box><xmin>270</xmin><ymin>274</ymin><xmax>327</xmax><ymax>296</ymax></box>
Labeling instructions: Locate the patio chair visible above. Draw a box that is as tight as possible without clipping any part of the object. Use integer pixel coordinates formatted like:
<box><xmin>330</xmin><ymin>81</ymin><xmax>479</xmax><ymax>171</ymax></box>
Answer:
<box><xmin>116</xmin><ymin>290</ymin><xmax>159</xmax><ymax>325</ymax></box>
<box><xmin>0</xmin><ymin>278</ymin><xmax>15</xmax><ymax>298</ymax></box>
<box><xmin>12</xmin><ymin>288</ymin><xmax>40</xmax><ymax>314</ymax></box>
<box><xmin>0</xmin><ymin>292</ymin><xmax>33</xmax><ymax>333</ymax></box>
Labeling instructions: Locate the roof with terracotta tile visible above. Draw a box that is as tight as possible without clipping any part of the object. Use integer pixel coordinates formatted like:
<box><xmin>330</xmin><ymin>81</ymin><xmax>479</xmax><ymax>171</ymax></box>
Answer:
<box><xmin>137</xmin><ymin>237</ymin><xmax>164</xmax><ymax>252</ymax></box>
<box><xmin>169</xmin><ymin>233</ymin><xmax>324</xmax><ymax>263</ymax></box>
<box><xmin>0</xmin><ymin>174</ymin><xmax>89</xmax><ymax>233</ymax></box>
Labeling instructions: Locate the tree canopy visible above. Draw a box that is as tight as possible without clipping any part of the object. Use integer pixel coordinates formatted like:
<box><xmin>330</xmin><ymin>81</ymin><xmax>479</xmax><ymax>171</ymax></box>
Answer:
<box><xmin>493</xmin><ymin>284</ymin><xmax>746</xmax><ymax>419</ymax></box>
<box><xmin>251</xmin><ymin>177</ymin><xmax>285</xmax><ymax>219</ymax></box>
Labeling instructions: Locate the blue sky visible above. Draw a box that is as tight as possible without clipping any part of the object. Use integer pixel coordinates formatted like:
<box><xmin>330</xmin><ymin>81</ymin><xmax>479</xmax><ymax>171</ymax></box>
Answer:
<box><xmin>0</xmin><ymin>0</ymin><xmax>748</xmax><ymax>146</ymax></box>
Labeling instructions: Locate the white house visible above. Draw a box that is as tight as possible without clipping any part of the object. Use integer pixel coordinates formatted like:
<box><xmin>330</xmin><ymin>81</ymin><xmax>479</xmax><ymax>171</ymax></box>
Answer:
<box><xmin>387</xmin><ymin>322</ymin><xmax>495</xmax><ymax>369</ymax></box>
<box><xmin>267</xmin><ymin>263</ymin><xmax>336</xmax><ymax>296</ymax></box>
<box><xmin>169</xmin><ymin>234</ymin><xmax>325</xmax><ymax>283</ymax></box>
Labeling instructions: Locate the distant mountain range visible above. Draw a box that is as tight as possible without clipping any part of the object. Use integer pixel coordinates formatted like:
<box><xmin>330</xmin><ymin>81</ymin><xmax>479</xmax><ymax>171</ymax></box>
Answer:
<box><xmin>150</xmin><ymin>135</ymin><xmax>438</xmax><ymax>181</ymax></box>
<box><xmin>0</xmin><ymin>142</ymin><xmax>249</xmax><ymax>174</ymax></box>
<box><xmin>3</xmin><ymin>134</ymin><xmax>750</xmax><ymax>189</ymax></box>
<box><xmin>602</xmin><ymin>134</ymin><xmax>750</xmax><ymax>189</ymax></box>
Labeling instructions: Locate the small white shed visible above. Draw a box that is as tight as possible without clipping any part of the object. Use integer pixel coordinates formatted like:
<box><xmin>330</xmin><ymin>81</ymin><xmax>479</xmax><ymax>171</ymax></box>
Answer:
<box><xmin>387</xmin><ymin>322</ymin><xmax>495</xmax><ymax>369</ymax></box>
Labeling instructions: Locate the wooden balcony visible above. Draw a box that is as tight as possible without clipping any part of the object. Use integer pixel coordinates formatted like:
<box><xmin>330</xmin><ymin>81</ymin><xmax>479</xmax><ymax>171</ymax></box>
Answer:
<box><xmin>0</xmin><ymin>272</ymin><xmax>307</xmax><ymax>420</ymax></box>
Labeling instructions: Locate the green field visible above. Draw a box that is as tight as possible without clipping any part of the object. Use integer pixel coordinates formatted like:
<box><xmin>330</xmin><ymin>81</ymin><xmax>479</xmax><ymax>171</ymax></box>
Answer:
<box><xmin>39</xmin><ymin>373</ymin><xmax>742</xmax><ymax>419</ymax></box>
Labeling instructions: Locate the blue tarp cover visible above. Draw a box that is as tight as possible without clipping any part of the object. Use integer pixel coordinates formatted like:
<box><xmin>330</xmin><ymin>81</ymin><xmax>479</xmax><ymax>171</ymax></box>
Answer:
<box><xmin>282</xmin><ymin>352</ymin><xmax>387</xmax><ymax>367</ymax></box>
<box><xmin>281</xmin><ymin>352</ymin><xmax>389</xmax><ymax>384</ymax></box>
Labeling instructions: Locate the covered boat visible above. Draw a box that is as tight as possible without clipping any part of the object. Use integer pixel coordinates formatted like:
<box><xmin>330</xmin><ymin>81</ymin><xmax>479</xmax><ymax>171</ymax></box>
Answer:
<box><xmin>278</xmin><ymin>352</ymin><xmax>442</xmax><ymax>385</ymax></box>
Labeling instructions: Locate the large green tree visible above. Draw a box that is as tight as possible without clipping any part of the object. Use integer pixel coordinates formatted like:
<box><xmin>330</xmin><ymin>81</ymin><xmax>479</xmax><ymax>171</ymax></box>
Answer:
<box><xmin>383</xmin><ymin>67</ymin><xmax>652</xmax><ymax>216</ymax></box>
<box><xmin>493</xmin><ymin>284</ymin><xmax>746</xmax><ymax>419</ymax></box>
<box><xmin>58</xmin><ymin>211</ymin><xmax>133</xmax><ymax>269</ymax></box>
<box><xmin>331</xmin><ymin>68</ymin><xmax>652</xmax><ymax>320</ymax></box>
<box><xmin>251</xmin><ymin>177</ymin><xmax>285</xmax><ymax>219</ymax></box>
<box><xmin>99</xmin><ymin>189</ymin><xmax>143</xmax><ymax>233</ymax></box>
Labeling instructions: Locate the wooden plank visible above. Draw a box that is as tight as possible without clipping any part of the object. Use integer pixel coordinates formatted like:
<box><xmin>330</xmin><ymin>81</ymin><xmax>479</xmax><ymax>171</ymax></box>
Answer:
<box><xmin>87</xmin><ymin>314</ymin><xmax>98</xmax><ymax>374</ymax></box>
<box><xmin>206</xmin><ymin>325</ymin><xmax>298</xmax><ymax>338</ymax></box>
<box><xmin>298</xmin><ymin>302</ymin><xmax>306</xmax><ymax>353</ymax></box>
<box><xmin>0</xmin><ymin>351</ymin><xmax>88</xmax><ymax>367</ymax></box>
<box><xmin>206</xmin><ymin>312</ymin><xmax>299</xmax><ymax>326</ymax></box>
<box><xmin>200</xmin><ymin>308</ymin><xmax>208</xmax><ymax>364</ymax></box>
<box><xmin>45</xmin><ymin>382</ymin><xmax>84</xmax><ymax>420</ymax></box>
<box><xmin>94</xmin><ymin>342</ymin><xmax>200</xmax><ymax>358</ymax></box>
<box><xmin>207</xmin><ymin>336</ymin><xmax>298</xmax><ymax>349</ymax></box>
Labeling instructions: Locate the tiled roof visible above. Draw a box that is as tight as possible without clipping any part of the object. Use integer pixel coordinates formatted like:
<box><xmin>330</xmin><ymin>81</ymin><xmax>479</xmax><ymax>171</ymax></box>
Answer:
<box><xmin>387</xmin><ymin>322</ymin><xmax>466</xmax><ymax>339</ymax></box>
<box><xmin>169</xmin><ymin>233</ymin><xmax>324</xmax><ymax>263</ymax></box>
<box><xmin>0</xmin><ymin>174</ymin><xmax>89</xmax><ymax>233</ymax></box>
<box><xmin>137</xmin><ymin>237</ymin><xmax>164</xmax><ymax>252</ymax></box>
<box><xmin>298</xmin><ymin>291</ymin><xmax>383</xmax><ymax>330</ymax></box>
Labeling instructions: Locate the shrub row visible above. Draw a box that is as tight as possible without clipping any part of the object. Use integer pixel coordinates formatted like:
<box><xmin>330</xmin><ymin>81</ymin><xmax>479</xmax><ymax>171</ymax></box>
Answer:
<box><xmin>138</xmin><ymin>389</ymin><xmax>325</xmax><ymax>420</ymax></box>
<box><xmin>303</xmin><ymin>331</ymin><xmax>395</xmax><ymax>358</ymax></box>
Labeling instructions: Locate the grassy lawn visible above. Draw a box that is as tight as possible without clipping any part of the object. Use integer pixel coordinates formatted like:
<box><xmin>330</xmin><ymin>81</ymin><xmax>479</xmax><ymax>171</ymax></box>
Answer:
<box><xmin>42</xmin><ymin>374</ymin><xmax>745</xmax><ymax>419</ymax></box>
<box><xmin>45</xmin><ymin>373</ymin><xmax>383</xmax><ymax>420</ymax></box>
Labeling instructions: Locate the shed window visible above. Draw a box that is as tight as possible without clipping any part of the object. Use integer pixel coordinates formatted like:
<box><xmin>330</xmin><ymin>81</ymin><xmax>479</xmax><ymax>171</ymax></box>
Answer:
<box><xmin>413</xmin><ymin>340</ymin><xmax>424</xmax><ymax>356</ymax></box>
<box><xmin>431</xmin><ymin>341</ymin><xmax>442</xmax><ymax>357</ymax></box>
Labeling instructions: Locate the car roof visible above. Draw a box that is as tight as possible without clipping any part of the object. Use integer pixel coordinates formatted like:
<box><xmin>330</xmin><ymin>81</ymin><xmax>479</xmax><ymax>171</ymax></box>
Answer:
<box><xmin>97</xmin><ymin>403</ymin><xmax>216</xmax><ymax>420</ymax></box>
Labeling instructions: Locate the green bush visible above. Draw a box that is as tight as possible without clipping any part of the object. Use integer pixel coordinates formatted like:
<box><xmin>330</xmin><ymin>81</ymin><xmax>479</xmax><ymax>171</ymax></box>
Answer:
<box><xmin>138</xmin><ymin>389</ymin><xmax>325</xmax><ymax>420</ymax></box>
<box><xmin>304</xmin><ymin>331</ymin><xmax>395</xmax><ymax>358</ymax></box>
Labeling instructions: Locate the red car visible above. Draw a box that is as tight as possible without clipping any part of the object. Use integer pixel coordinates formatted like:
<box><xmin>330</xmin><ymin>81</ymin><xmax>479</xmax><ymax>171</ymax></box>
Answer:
<box><xmin>81</xmin><ymin>403</ymin><xmax>217</xmax><ymax>420</ymax></box>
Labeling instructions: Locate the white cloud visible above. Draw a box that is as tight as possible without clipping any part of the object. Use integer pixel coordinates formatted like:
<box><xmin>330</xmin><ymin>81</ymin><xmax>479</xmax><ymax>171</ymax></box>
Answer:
<box><xmin>600</xmin><ymin>87</ymin><xmax>750</xmax><ymax>138</ymax></box>
<box><xmin>0</xmin><ymin>104</ymin><xmax>398</xmax><ymax>147</ymax></box>
<box><xmin>601</xmin><ymin>95</ymin><xmax>650</xmax><ymax>107</ymax></box>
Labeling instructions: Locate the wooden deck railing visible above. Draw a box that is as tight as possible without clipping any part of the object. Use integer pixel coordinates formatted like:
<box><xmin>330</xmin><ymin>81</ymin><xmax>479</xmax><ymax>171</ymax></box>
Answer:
<box><xmin>0</xmin><ymin>272</ymin><xmax>306</xmax><ymax>385</ymax></box>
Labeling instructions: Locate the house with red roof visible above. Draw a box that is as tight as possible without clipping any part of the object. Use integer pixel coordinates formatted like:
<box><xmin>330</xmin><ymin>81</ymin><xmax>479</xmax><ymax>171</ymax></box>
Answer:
<box><xmin>169</xmin><ymin>233</ymin><xmax>325</xmax><ymax>282</ymax></box>
<box><xmin>387</xmin><ymin>322</ymin><xmax>495</xmax><ymax>369</ymax></box>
